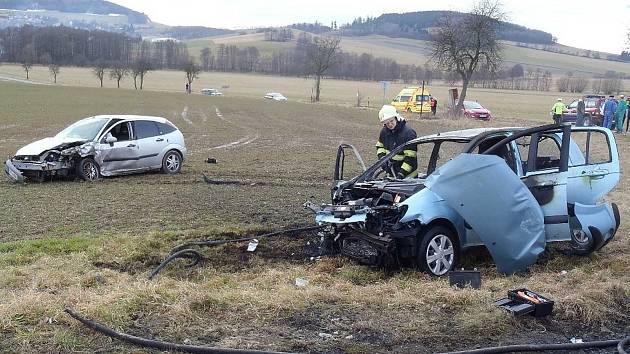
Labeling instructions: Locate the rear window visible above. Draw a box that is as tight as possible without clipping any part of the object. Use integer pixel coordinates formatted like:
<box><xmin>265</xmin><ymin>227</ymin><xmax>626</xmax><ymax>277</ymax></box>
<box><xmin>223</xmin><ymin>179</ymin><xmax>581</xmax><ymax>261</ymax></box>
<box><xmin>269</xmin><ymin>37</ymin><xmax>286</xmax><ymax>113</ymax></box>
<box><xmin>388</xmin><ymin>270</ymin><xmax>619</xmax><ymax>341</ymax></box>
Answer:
<box><xmin>135</xmin><ymin>120</ymin><xmax>160</xmax><ymax>139</ymax></box>
<box><xmin>157</xmin><ymin>122</ymin><xmax>176</xmax><ymax>135</ymax></box>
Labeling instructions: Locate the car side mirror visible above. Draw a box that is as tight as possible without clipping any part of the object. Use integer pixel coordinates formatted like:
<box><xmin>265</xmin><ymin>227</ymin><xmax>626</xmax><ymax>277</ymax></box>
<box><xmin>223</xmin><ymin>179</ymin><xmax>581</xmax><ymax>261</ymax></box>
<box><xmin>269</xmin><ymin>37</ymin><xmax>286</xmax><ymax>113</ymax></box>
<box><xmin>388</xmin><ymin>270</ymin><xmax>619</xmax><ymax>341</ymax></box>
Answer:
<box><xmin>105</xmin><ymin>133</ymin><xmax>117</xmax><ymax>145</ymax></box>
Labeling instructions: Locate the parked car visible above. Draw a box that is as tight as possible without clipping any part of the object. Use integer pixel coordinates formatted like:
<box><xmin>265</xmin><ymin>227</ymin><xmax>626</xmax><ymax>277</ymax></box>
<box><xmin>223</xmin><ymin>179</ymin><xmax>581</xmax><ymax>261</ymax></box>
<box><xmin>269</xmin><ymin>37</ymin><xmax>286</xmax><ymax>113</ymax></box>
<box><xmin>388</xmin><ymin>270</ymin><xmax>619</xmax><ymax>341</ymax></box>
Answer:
<box><xmin>201</xmin><ymin>88</ymin><xmax>223</xmax><ymax>96</ymax></box>
<box><xmin>563</xmin><ymin>95</ymin><xmax>605</xmax><ymax>126</ymax></box>
<box><xmin>264</xmin><ymin>92</ymin><xmax>287</xmax><ymax>101</ymax></box>
<box><xmin>312</xmin><ymin>124</ymin><xmax>620</xmax><ymax>276</ymax></box>
<box><xmin>5</xmin><ymin>115</ymin><xmax>187</xmax><ymax>182</ymax></box>
<box><xmin>462</xmin><ymin>100</ymin><xmax>492</xmax><ymax>120</ymax></box>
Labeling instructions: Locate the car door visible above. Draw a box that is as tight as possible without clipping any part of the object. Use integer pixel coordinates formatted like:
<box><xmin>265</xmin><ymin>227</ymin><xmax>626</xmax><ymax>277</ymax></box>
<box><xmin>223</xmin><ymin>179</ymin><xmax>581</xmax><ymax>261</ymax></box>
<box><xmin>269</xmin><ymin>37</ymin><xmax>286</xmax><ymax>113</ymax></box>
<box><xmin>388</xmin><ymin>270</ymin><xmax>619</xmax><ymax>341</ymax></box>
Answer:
<box><xmin>99</xmin><ymin>121</ymin><xmax>142</xmax><ymax>174</ymax></box>
<box><xmin>133</xmin><ymin>120</ymin><xmax>166</xmax><ymax>169</ymax></box>
<box><xmin>518</xmin><ymin>127</ymin><xmax>571</xmax><ymax>242</ymax></box>
<box><xmin>565</xmin><ymin>127</ymin><xmax>620</xmax><ymax>204</ymax></box>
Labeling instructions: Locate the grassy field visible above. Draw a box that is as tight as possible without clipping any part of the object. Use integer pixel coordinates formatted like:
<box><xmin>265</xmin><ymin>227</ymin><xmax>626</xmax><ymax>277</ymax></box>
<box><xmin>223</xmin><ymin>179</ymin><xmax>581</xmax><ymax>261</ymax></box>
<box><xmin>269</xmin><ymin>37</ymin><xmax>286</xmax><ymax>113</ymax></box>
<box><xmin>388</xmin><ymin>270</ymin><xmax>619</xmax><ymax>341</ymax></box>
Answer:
<box><xmin>0</xmin><ymin>72</ymin><xmax>628</xmax><ymax>353</ymax></box>
<box><xmin>185</xmin><ymin>33</ymin><xmax>630</xmax><ymax>76</ymax></box>
<box><xmin>0</xmin><ymin>63</ymin><xmax>593</xmax><ymax>121</ymax></box>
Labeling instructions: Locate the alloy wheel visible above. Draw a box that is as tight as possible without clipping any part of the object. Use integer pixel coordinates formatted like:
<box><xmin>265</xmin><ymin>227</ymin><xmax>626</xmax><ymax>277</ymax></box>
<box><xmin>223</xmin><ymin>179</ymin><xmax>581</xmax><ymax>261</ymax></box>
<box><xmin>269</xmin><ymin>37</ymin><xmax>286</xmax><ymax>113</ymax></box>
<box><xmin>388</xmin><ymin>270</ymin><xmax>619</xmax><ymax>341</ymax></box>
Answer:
<box><xmin>425</xmin><ymin>234</ymin><xmax>455</xmax><ymax>276</ymax></box>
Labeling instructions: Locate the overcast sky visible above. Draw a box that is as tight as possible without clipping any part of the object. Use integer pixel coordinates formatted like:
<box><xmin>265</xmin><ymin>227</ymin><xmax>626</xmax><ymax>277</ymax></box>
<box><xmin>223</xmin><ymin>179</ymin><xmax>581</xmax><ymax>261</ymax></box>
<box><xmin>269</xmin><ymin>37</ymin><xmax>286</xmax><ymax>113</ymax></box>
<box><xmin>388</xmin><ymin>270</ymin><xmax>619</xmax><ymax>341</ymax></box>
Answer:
<box><xmin>109</xmin><ymin>0</ymin><xmax>630</xmax><ymax>54</ymax></box>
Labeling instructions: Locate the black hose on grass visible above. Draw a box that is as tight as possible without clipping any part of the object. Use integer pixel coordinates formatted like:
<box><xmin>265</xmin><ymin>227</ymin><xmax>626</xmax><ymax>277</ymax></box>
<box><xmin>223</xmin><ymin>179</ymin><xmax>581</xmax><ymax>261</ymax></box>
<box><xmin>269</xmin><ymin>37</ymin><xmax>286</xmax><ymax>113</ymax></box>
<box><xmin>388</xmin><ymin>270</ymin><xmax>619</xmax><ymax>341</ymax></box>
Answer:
<box><xmin>147</xmin><ymin>249</ymin><xmax>202</xmax><ymax>280</ymax></box>
<box><xmin>440</xmin><ymin>335</ymin><xmax>630</xmax><ymax>354</ymax></box>
<box><xmin>64</xmin><ymin>308</ymin><xmax>292</xmax><ymax>354</ymax></box>
<box><xmin>148</xmin><ymin>225</ymin><xmax>324</xmax><ymax>280</ymax></box>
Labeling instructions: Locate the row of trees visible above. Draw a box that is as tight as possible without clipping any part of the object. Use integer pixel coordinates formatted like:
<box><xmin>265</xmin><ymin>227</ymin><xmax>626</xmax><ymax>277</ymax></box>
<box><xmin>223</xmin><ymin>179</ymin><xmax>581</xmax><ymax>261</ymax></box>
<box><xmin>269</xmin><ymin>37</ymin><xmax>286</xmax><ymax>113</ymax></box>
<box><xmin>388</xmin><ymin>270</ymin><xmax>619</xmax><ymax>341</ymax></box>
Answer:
<box><xmin>194</xmin><ymin>33</ymin><xmax>445</xmax><ymax>84</ymax></box>
<box><xmin>0</xmin><ymin>25</ymin><xmax>190</xmax><ymax>70</ymax></box>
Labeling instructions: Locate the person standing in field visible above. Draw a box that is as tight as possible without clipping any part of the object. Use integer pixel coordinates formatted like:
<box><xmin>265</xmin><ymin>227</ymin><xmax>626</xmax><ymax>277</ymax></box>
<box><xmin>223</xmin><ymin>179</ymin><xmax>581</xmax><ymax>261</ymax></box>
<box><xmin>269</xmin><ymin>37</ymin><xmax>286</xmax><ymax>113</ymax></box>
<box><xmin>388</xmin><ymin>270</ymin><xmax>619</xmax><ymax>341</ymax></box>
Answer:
<box><xmin>551</xmin><ymin>98</ymin><xmax>566</xmax><ymax>124</ymax></box>
<box><xmin>576</xmin><ymin>97</ymin><xmax>586</xmax><ymax>126</ymax></box>
<box><xmin>602</xmin><ymin>95</ymin><xmax>617</xmax><ymax>129</ymax></box>
<box><xmin>376</xmin><ymin>105</ymin><xmax>418</xmax><ymax>179</ymax></box>
<box><xmin>430</xmin><ymin>97</ymin><xmax>438</xmax><ymax>115</ymax></box>
<box><xmin>614</xmin><ymin>95</ymin><xmax>627</xmax><ymax>133</ymax></box>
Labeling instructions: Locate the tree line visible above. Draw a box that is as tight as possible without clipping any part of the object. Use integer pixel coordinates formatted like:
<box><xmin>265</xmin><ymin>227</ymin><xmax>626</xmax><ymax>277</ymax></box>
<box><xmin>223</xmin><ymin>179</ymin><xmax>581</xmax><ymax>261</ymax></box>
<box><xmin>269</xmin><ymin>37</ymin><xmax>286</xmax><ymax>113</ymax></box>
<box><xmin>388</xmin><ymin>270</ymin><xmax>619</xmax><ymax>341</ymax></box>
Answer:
<box><xmin>0</xmin><ymin>25</ymin><xmax>190</xmax><ymax>70</ymax></box>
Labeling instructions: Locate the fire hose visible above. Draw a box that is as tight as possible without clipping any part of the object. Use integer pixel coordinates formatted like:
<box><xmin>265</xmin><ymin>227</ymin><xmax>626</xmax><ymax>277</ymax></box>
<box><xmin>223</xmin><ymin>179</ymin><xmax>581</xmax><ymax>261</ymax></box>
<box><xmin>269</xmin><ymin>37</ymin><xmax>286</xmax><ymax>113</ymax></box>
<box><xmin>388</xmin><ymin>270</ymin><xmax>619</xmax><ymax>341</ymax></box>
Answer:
<box><xmin>64</xmin><ymin>306</ymin><xmax>628</xmax><ymax>354</ymax></box>
<box><xmin>148</xmin><ymin>225</ymin><xmax>324</xmax><ymax>280</ymax></box>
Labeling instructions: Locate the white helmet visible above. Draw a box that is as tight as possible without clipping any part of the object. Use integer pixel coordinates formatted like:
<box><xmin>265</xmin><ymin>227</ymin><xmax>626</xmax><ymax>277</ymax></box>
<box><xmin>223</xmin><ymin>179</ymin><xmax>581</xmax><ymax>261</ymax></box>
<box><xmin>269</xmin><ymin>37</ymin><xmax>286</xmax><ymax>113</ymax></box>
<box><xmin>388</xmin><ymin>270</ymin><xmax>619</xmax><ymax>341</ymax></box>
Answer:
<box><xmin>379</xmin><ymin>105</ymin><xmax>399</xmax><ymax>122</ymax></box>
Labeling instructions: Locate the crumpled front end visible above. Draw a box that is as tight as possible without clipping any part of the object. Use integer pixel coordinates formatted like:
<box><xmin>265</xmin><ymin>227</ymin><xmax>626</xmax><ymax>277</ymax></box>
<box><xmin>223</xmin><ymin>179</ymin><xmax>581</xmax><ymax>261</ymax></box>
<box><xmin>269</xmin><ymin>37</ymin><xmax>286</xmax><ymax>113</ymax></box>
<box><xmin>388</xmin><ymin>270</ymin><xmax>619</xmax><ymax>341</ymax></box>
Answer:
<box><xmin>314</xmin><ymin>199</ymin><xmax>418</xmax><ymax>265</ymax></box>
<box><xmin>5</xmin><ymin>141</ymin><xmax>97</xmax><ymax>182</ymax></box>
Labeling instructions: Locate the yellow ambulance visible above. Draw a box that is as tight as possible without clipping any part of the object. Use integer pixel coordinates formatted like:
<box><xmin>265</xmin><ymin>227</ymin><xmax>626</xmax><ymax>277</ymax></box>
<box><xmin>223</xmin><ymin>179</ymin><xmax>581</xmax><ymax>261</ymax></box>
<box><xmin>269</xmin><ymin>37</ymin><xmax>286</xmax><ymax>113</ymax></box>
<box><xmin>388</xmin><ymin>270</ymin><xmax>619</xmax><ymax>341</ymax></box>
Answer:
<box><xmin>391</xmin><ymin>86</ymin><xmax>432</xmax><ymax>113</ymax></box>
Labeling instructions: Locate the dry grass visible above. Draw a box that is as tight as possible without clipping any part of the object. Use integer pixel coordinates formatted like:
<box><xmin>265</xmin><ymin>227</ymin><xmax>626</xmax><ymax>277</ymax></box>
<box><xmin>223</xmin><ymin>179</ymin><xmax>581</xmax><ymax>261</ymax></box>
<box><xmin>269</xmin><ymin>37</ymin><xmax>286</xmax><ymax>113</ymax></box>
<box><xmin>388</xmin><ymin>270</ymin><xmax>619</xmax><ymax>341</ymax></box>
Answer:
<box><xmin>0</xmin><ymin>76</ymin><xmax>628</xmax><ymax>353</ymax></box>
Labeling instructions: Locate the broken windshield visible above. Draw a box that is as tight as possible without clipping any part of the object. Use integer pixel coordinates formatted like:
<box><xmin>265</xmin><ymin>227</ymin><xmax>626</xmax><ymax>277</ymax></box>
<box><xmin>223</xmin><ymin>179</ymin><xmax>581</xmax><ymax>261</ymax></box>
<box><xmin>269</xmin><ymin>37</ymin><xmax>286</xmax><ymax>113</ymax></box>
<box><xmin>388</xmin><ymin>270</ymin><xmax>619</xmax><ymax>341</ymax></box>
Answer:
<box><xmin>55</xmin><ymin>118</ymin><xmax>110</xmax><ymax>141</ymax></box>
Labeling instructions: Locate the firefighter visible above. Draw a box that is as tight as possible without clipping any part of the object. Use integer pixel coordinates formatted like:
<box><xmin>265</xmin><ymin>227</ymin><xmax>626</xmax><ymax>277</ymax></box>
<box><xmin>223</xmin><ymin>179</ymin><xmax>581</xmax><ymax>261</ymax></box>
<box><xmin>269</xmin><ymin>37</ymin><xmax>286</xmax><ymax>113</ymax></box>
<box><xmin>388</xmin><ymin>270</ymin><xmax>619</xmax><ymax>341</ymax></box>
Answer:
<box><xmin>375</xmin><ymin>105</ymin><xmax>418</xmax><ymax>179</ymax></box>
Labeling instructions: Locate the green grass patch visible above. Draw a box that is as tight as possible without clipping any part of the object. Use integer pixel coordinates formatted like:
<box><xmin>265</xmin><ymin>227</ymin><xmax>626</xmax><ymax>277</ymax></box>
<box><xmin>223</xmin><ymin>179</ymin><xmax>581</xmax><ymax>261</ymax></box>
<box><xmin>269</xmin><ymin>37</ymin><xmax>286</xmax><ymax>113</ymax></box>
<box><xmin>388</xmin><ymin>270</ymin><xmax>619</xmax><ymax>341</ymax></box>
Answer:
<box><xmin>0</xmin><ymin>236</ymin><xmax>99</xmax><ymax>266</ymax></box>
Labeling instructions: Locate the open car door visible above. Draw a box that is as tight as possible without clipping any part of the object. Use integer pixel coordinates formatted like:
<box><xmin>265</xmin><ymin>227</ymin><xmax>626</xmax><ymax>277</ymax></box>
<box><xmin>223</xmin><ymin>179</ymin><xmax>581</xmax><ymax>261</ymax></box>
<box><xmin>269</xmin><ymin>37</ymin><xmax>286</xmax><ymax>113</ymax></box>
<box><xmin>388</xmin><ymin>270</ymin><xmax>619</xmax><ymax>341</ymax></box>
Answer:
<box><xmin>424</xmin><ymin>124</ymin><xmax>572</xmax><ymax>274</ymax></box>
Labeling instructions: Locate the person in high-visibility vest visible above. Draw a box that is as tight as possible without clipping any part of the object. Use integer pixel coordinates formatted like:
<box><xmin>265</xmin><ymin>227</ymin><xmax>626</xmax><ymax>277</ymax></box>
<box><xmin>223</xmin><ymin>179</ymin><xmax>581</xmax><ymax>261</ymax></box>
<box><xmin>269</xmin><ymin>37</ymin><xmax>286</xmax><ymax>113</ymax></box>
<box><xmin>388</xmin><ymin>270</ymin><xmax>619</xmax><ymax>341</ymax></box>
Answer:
<box><xmin>375</xmin><ymin>105</ymin><xmax>418</xmax><ymax>179</ymax></box>
<box><xmin>550</xmin><ymin>98</ymin><xmax>566</xmax><ymax>124</ymax></box>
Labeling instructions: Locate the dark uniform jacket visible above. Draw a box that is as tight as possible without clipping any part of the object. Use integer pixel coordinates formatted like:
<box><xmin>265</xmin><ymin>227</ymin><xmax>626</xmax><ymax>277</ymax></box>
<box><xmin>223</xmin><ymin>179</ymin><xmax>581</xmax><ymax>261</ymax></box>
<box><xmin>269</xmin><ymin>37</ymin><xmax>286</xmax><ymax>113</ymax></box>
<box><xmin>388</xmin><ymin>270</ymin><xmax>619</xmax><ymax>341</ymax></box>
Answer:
<box><xmin>375</xmin><ymin>119</ymin><xmax>418</xmax><ymax>178</ymax></box>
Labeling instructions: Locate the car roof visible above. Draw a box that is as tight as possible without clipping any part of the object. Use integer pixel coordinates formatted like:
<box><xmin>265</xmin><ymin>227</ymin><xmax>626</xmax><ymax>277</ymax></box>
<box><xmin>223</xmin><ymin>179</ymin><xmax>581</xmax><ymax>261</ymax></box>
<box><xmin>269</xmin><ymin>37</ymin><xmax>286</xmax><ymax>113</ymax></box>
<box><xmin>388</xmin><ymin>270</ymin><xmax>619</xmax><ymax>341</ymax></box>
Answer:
<box><xmin>88</xmin><ymin>115</ymin><xmax>170</xmax><ymax>124</ymax></box>
<box><xmin>420</xmin><ymin>127</ymin><xmax>522</xmax><ymax>140</ymax></box>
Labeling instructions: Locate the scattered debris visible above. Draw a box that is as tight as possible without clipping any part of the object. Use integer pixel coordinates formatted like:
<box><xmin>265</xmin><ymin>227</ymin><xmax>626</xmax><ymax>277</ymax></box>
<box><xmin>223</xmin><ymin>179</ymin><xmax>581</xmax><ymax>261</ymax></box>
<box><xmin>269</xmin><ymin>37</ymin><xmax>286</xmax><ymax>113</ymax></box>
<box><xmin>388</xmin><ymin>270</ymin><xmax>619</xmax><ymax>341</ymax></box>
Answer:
<box><xmin>148</xmin><ymin>225</ymin><xmax>324</xmax><ymax>280</ymax></box>
<box><xmin>494</xmin><ymin>288</ymin><xmax>554</xmax><ymax>317</ymax></box>
<box><xmin>247</xmin><ymin>239</ymin><xmax>259</xmax><ymax>252</ymax></box>
<box><xmin>448</xmin><ymin>269</ymin><xmax>481</xmax><ymax>289</ymax></box>
<box><xmin>571</xmin><ymin>338</ymin><xmax>584</xmax><ymax>344</ymax></box>
<box><xmin>295</xmin><ymin>277</ymin><xmax>309</xmax><ymax>287</ymax></box>
<box><xmin>318</xmin><ymin>332</ymin><xmax>333</xmax><ymax>339</ymax></box>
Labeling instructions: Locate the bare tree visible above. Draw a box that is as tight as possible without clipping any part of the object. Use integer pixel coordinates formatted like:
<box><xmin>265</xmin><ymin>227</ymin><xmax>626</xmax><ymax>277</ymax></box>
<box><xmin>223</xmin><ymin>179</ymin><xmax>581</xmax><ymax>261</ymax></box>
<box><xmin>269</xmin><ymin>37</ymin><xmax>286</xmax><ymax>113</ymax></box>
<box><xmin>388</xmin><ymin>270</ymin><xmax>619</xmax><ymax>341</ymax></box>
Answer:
<box><xmin>109</xmin><ymin>63</ymin><xmax>129</xmax><ymax>88</ymax></box>
<box><xmin>93</xmin><ymin>61</ymin><xmax>107</xmax><ymax>87</ymax></box>
<box><xmin>430</xmin><ymin>0</ymin><xmax>504</xmax><ymax>113</ymax></box>
<box><xmin>21</xmin><ymin>61</ymin><xmax>33</xmax><ymax>79</ymax></box>
<box><xmin>131</xmin><ymin>59</ymin><xmax>151</xmax><ymax>90</ymax></box>
<box><xmin>48</xmin><ymin>64</ymin><xmax>60</xmax><ymax>83</ymax></box>
<box><xmin>183</xmin><ymin>59</ymin><xmax>201</xmax><ymax>93</ymax></box>
<box><xmin>306</xmin><ymin>35</ymin><xmax>341</xmax><ymax>102</ymax></box>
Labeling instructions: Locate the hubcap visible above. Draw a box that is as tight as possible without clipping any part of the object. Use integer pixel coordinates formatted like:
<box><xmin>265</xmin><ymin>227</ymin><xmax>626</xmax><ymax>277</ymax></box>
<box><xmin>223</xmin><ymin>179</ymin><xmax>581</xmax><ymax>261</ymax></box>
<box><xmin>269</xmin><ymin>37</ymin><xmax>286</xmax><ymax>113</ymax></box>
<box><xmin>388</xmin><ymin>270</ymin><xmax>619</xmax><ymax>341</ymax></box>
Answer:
<box><xmin>166</xmin><ymin>153</ymin><xmax>180</xmax><ymax>172</ymax></box>
<box><xmin>426</xmin><ymin>234</ymin><xmax>454</xmax><ymax>276</ymax></box>
<box><xmin>83</xmin><ymin>162</ymin><xmax>98</xmax><ymax>180</ymax></box>
<box><xmin>572</xmin><ymin>230</ymin><xmax>589</xmax><ymax>243</ymax></box>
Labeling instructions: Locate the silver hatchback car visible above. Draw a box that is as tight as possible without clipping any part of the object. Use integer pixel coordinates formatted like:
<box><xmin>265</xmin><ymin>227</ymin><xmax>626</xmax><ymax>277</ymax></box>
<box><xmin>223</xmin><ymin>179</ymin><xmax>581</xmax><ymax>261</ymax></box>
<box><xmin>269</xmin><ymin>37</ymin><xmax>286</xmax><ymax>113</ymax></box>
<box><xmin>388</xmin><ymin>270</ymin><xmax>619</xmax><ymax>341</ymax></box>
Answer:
<box><xmin>5</xmin><ymin>115</ymin><xmax>187</xmax><ymax>182</ymax></box>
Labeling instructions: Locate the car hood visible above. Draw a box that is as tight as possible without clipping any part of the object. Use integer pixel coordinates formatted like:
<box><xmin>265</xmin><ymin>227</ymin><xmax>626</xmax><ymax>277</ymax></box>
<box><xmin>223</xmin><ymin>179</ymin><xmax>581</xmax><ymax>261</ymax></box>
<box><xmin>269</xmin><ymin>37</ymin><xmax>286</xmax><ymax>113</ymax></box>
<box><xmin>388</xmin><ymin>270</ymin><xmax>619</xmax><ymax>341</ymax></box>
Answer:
<box><xmin>15</xmin><ymin>137</ymin><xmax>88</xmax><ymax>156</ymax></box>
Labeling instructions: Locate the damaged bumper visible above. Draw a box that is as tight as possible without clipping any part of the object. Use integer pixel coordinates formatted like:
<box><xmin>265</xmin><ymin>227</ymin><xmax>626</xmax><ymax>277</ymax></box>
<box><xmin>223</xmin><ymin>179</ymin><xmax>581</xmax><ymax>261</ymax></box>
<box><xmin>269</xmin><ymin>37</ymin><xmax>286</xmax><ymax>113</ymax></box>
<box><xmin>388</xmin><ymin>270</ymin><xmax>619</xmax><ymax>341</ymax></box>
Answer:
<box><xmin>4</xmin><ymin>159</ymin><xmax>24</xmax><ymax>182</ymax></box>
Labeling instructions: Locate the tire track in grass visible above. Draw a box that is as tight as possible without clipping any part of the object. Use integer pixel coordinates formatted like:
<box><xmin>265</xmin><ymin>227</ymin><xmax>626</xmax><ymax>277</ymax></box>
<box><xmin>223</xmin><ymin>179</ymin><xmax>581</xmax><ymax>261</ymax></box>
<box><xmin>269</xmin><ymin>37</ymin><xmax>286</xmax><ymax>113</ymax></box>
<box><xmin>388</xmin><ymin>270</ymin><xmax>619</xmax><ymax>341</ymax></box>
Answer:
<box><xmin>209</xmin><ymin>134</ymin><xmax>259</xmax><ymax>150</ymax></box>
<box><xmin>180</xmin><ymin>106</ymin><xmax>195</xmax><ymax>126</ymax></box>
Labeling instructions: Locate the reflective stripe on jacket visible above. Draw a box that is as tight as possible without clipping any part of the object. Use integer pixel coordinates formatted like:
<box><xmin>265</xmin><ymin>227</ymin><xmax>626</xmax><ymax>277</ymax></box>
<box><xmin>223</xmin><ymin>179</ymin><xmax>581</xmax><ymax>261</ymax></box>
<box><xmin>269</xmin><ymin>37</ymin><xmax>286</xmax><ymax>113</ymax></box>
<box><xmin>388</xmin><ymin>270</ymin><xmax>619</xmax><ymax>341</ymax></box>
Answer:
<box><xmin>375</xmin><ymin>119</ymin><xmax>418</xmax><ymax>177</ymax></box>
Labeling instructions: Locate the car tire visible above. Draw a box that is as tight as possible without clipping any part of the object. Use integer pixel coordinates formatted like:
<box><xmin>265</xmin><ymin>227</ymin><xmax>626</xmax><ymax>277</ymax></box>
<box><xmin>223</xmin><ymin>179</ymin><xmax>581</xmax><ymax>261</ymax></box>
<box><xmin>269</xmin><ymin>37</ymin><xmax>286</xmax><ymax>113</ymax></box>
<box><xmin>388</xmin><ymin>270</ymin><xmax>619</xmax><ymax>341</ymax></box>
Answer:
<box><xmin>162</xmin><ymin>150</ymin><xmax>182</xmax><ymax>174</ymax></box>
<box><xmin>77</xmin><ymin>157</ymin><xmax>100</xmax><ymax>181</ymax></box>
<box><xmin>417</xmin><ymin>225</ymin><xmax>459</xmax><ymax>276</ymax></box>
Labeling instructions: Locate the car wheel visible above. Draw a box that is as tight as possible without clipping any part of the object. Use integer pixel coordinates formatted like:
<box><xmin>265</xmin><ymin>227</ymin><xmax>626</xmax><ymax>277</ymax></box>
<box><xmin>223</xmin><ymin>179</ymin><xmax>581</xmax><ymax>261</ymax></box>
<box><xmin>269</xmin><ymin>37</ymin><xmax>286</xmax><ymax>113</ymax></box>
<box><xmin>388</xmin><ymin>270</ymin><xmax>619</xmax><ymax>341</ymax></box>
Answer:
<box><xmin>77</xmin><ymin>157</ymin><xmax>100</xmax><ymax>181</ymax></box>
<box><xmin>162</xmin><ymin>150</ymin><xmax>182</xmax><ymax>174</ymax></box>
<box><xmin>417</xmin><ymin>226</ymin><xmax>459</xmax><ymax>276</ymax></box>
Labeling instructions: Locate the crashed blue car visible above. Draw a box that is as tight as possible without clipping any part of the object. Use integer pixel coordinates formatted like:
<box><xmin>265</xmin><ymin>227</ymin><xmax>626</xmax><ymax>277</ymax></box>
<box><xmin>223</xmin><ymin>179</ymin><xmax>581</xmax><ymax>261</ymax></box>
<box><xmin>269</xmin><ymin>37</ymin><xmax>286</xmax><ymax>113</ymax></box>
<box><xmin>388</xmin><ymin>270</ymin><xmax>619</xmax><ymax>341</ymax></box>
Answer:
<box><xmin>313</xmin><ymin>124</ymin><xmax>620</xmax><ymax>275</ymax></box>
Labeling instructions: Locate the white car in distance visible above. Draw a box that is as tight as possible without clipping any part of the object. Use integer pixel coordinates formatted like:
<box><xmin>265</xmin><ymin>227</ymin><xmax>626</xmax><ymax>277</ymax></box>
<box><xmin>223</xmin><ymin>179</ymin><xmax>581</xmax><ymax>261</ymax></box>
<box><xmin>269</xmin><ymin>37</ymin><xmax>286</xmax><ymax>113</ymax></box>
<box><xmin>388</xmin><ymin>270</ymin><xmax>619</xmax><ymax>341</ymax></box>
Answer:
<box><xmin>264</xmin><ymin>92</ymin><xmax>287</xmax><ymax>101</ymax></box>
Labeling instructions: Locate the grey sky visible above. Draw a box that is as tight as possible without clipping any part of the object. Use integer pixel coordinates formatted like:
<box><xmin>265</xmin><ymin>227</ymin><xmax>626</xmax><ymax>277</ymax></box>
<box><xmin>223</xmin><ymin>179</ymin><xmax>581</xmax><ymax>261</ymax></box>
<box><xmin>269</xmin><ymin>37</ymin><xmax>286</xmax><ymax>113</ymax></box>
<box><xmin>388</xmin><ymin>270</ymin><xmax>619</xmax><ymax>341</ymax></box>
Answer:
<box><xmin>109</xmin><ymin>0</ymin><xmax>630</xmax><ymax>54</ymax></box>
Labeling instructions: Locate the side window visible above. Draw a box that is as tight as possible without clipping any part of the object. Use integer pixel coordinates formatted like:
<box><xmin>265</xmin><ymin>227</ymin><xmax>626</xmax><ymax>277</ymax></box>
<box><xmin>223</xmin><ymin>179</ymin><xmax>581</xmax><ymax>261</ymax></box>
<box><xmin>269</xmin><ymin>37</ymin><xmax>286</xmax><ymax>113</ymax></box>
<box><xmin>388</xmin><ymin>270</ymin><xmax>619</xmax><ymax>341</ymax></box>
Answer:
<box><xmin>108</xmin><ymin>122</ymin><xmax>131</xmax><ymax>142</ymax></box>
<box><xmin>157</xmin><ymin>122</ymin><xmax>176</xmax><ymax>135</ymax></box>
<box><xmin>135</xmin><ymin>120</ymin><xmax>160</xmax><ymax>139</ymax></box>
<box><xmin>569</xmin><ymin>131</ymin><xmax>611</xmax><ymax>165</ymax></box>
<box><xmin>533</xmin><ymin>135</ymin><xmax>561</xmax><ymax>171</ymax></box>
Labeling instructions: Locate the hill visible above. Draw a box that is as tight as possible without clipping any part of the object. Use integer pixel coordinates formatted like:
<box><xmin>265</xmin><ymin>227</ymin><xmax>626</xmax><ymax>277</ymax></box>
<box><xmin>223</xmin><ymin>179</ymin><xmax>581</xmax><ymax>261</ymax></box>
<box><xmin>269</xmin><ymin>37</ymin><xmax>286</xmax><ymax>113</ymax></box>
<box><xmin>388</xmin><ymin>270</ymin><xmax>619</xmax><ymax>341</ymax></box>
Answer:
<box><xmin>0</xmin><ymin>0</ymin><xmax>149</xmax><ymax>23</ymax></box>
<box><xmin>338</xmin><ymin>11</ymin><xmax>554</xmax><ymax>44</ymax></box>
<box><xmin>0</xmin><ymin>0</ymin><xmax>232</xmax><ymax>39</ymax></box>
<box><xmin>185</xmin><ymin>33</ymin><xmax>630</xmax><ymax>77</ymax></box>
